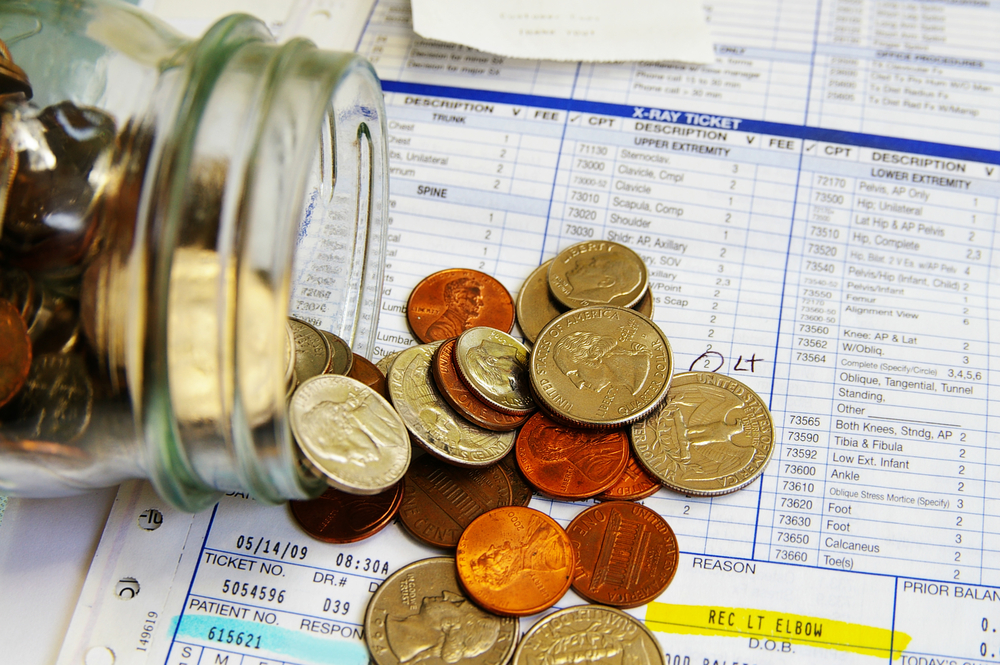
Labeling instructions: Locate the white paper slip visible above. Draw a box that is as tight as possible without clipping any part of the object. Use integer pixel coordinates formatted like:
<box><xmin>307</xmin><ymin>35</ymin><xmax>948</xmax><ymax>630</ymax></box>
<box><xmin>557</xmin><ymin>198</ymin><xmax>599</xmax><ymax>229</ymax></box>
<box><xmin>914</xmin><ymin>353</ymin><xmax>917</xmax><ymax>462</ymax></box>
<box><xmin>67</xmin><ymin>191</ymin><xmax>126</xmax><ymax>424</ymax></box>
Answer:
<box><xmin>411</xmin><ymin>0</ymin><xmax>715</xmax><ymax>63</ymax></box>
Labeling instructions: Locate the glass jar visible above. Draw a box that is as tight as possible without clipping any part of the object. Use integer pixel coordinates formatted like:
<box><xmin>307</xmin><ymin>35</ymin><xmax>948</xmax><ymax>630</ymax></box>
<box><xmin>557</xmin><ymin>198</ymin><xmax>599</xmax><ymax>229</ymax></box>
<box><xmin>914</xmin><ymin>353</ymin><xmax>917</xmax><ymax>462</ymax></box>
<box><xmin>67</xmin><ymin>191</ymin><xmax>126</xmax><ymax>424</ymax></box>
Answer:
<box><xmin>0</xmin><ymin>0</ymin><xmax>388</xmax><ymax>511</ymax></box>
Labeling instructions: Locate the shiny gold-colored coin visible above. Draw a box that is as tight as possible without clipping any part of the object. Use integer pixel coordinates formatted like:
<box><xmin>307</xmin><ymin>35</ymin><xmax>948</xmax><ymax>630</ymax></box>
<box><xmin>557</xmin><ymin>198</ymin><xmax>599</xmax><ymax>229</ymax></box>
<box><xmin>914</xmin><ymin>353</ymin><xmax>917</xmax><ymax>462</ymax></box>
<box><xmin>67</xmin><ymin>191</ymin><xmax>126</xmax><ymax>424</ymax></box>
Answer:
<box><xmin>631</xmin><ymin>371</ymin><xmax>775</xmax><ymax>496</ymax></box>
<box><xmin>290</xmin><ymin>375</ymin><xmax>410</xmax><ymax>495</ymax></box>
<box><xmin>375</xmin><ymin>349</ymin><xmax>404</xmax><ymax>378</ymax></box>
<box><xmin>387</xmin><ymin>342</ymin><xmax>515</xmax><ymax>467</ymax></box>
<box><xmin>454</xmin><ymin>327</ymin><xmax>535</xmax><ymax>416</ymax></box>
<box><xmin>288</xmin><ymin>317</ymin><xmax>332</xmax><ymax>382</ymax></box>
<box><xmin>365</xmin><ymin>557</ymin><xmax>518</xmax><ymax>665</ymax></box>
<box><xmin>529</xmin><ymin>306</ymin><xmax>672</xmax><ymax>428</ymax></box>
<box><xmin>515</xmin><ymin>260</ymin><xmax>564</xmax><ymax>344</ymax></box>
<box><xmin>320</xmin><ymin>329</ymin><xmax>354</xmax><ymax>375</ymax></box>
<box><xmin>547</xmin><ymin>240</ymin><xmax>648</xmax><ymax>310</ymax></box>
<box><xmin>511</xmin><ymin>605</ymin><xmax>665</xmax><ymax>665</ymax></box>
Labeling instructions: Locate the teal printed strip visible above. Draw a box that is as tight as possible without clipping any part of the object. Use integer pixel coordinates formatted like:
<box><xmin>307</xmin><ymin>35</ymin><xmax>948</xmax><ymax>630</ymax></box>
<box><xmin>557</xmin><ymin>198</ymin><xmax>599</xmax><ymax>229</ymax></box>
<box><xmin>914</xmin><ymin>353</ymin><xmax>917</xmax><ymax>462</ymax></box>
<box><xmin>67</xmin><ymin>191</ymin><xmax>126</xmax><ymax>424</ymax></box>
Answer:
<box><xmin>171</xmin><ymin>614</ymin><xmax>369</xmax><ymax>665</ymax></box>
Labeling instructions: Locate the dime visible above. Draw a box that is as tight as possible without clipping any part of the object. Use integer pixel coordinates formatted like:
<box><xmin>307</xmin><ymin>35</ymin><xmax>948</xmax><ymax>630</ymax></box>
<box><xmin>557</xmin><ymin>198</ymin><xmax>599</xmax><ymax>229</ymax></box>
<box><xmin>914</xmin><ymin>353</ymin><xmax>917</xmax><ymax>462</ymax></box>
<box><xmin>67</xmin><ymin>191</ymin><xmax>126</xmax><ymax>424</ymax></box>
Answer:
<box><xmin>388</xmin><ymin>342</ymin><xmax>515</xmax><ymax>467</ymax></box>
<box><xmin>407</xmin><ymin>269</ymin><xmax>514</xmax><ymax>343</ymax></box>
<box><xmin>631</xmin><ymin>371</ymin><xmax>776</xmax><ymax>496</ymax></box>
<box><xmin>456</xmin><ymin>506</ymin><xmax>574</xmax><ymax>617</ymax></box>
<box><xmin>547</xmin><ymin>240</ymin><xmax>648</xmax><ymax>310</ymax></box>
<box><xmin>515</xmin><ymin>260</ymin><xmax>564</xmax><ymax>344</ymax></box>
<box><xmin>320</xmin><ymin>329</ymin><xmax>354</xmax><ymax>375</ymax></box>
<box><xmin>529</xmin><ymin>306</ymin><xmax>672</xmax><ymax>428</ymax></box>
<box><xmin>566</xmin><ymin>501</ymin><xmax>679</xmax><ymax>608</ymax></box>
<box><xmin>290</xmin><ymin>374</ymin><xmax>410</xmax><ymax>495</ymax></box>
<box><xmin>498</xmin><ymin>450</ymin><xmax>533</xmax><ymax>507</ymax></box>
<box><xmin>0</xmin><ymin>298</ymin><xmax>31</xmax><ymax>408</ymax></box>
<box><xmin>515</xmin><ymin>412</ymin><xmax>628</xmax><ymax>499</ymax></box>
<box><xmin>365</xmin><ymin>557</ymin><xmax>518</xmax><ymax>665</ymax></box>
<box><xmin>375</xmin><ymin>349</ymin><xmax>403</xmax><ymax>378</ymax></box>
<box><xmin>289</xmin><ymin>484</ymin><xmax>403</xmax><ymax>543</ymax></box>
<box><xmin>347</xmin><ymin>353</ymin><xmax>389</xmax><ymax>400</ymax></box>
<box><xmin>432</xmin><ymin>339</ymin><xmax>528</xmax><ymax>432</ymax></box>
<box><xmin>511</xmin><ymin>604</ymin><xmax>665</xmax><ymax>665</ymax></box>
<box><xmin>596</xmin><ymin>450</ymin><xmax>662</xmax><ymax>501</ymax></box>
<box><xmin>288</xmin><ymin>317</ymin><xmax>332</xmax><ymax>381</ymax></box>
<box><xmin>455</xmin><ymin>327</ymin><xmax>534</xmax><ymax>416</ymax></box>
<box><xmin>399</xmin><ymin>454</ymin><xmax>513</xmax><ymax>548</ymax></box>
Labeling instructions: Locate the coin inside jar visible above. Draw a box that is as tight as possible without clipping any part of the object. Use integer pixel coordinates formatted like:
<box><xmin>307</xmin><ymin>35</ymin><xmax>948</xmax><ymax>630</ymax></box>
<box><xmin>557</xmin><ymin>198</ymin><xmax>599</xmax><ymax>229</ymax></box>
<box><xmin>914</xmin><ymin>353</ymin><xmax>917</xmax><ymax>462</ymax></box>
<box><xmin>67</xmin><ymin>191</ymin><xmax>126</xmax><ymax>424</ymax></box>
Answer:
<box><xmin>0</xmin><ymin>298</ymin><xmax>31</xmax><ymax>408</ymax></box>
<box><xmin>406</xmin><ymin>268</ymin><xmax>514</xmax><ymax>343</ymax></box>
<box><xmin>566</xmin><ymin>501</ymin><xmax>679</xmax><ymax>608</ymax></box>
<box><xmin>630</xmin><ymin>371</ymin><xmax>776</xmax><ymax>496</ymax></box>
<box><xmin>454</xmin><ymin>327</ymin><xmax>534</xmax><ymax>416</ymax></box>
<box><xmin>289</xmin><ymin>374</ymin><xmax>410</xmax><ymax>495</ymax></box>
<box><xmin>456</xmin><ymin>506</ymin><xmax>575</xmax><ymax>617</ymax></box>
<box><xmin>547</xmin><ymin>240</ymin><xmax>649</xmax><ymax>310</ymax></box>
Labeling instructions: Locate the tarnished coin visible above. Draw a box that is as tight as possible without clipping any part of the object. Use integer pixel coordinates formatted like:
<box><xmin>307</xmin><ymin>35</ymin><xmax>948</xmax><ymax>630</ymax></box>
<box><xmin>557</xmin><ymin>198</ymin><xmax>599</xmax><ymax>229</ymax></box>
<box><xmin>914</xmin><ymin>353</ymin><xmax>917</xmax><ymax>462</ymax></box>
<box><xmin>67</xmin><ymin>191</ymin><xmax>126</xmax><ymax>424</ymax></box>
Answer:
<box><xmin>515</xmin><ymin>412</ymin><xmax>629</xmax><ymax>499</ymax></box>
<box><xmin>515</xmin><ymin>260</ymin><xmax>564</xmax><ymax>344</ymax></box>
<box><xmin>530</xmin><ymin>306</ymin><xmax>672</xmax><ymax>428</ymax></box>
<box><xmin>407</xmin><ymin>269</ymin><xmax>514</xmax><ymax>343</ymax></box>
<box><xmin>0</xmin><ymin>353</ymin><xmax>92</xmax><ymax>442</ymax></box>
<box><xmin>634</xmin><ymin>289</ymin><xmax>654</xmax><ymax>318</ymax></box>
<box><xmin>348</xmin><ymin>353</ymin><xmax>388</xmax><ymax>400</ymax></box>
<box><xmin>596</xmin><ymin>450</ymin><xmax>662</xmax><ymax>501</ymax></box>
<box><xmin>288</xmin><ymin>317</ymin><xmax>332</xmax><ymax>381</ymax></box>
<box><xmin>0</xmin><ymin>298</ymin><xmax>31</xmax><ymax>408</ymax></box>
<box><xmin>498</xmin><ymin>450</ymin><xmax>533</xmax><ymax>506</ymax></box>
<box><xmin>290</xmin><ymin>374</ymin><xmax>410</xmax><ymax>495</ymax></box>
<box><xmin>289</xmin><ymin>484</ymin><xmax>403</xmax><ymax>543</ymax></box>
<box><xmin>456</xmin><ymin>506</ymin><xmax>574</xmax><ymax>617</ymax></box>
<box><xmin>455</xmin><ymin>327</ymin><xmax>534</xmax><ymax>416</ymax></box>
<box><xmin>547</xmin><ymin>241</ymin><xmax>648</xmax><ymax>309</ymax></box>
<box><xmin>511</xmin><ymin>605</ymin><xmax>665</xmax><ymax>665</ymax></box>
<box><xmin>376</xmin><ymin>349</ymin><xmax>404</xmax><ymax>377</ymax></box>
<box><xmin>631</xmin><ymin>371</ymin><xmax>775</xmax><ymax>496</ymax></box>
<box><xmin>320</xmin><ymin>329</ymin><xmax>354</xmax><ymax>375</ymax></box>
<box><xmin>566</xmin><ymin>501</ymin><xmax>679</xmax><ymax>608</ymax></box>
<box><xmin>399</xmin><ymin>454</ymin><xmax>513</xmax><ymax>548</ymax></box>
<box><xmin>0</xmin><ymin>267</ymin><xmax>38</xmax><ymax>323</ymax></box>
<box><xmin>388</xmin><ymin>342</ymin><xmax>515</xmax><ymax>467</ymax></box>
<box><xmin>365</xmin><ymin>557</ymin><xmax>518</xmax><ymax>665</ymax></box>
<box><xmin>433</xmin><ymin>339</ymin><xmax>529</xmax><ymax>432</ymax></box>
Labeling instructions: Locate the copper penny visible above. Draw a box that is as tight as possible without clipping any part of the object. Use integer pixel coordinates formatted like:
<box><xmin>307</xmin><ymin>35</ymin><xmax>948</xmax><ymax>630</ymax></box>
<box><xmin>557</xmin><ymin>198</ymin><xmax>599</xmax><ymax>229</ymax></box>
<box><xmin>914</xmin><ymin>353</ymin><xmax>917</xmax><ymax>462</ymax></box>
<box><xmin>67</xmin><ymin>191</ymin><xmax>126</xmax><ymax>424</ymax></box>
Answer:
<box><xmin>289</xmin><ymin>483</ymin><xmax>403</xmax><ymax>544</ymax></box>
<box><xmin>399</xmin><ymin>453</ymin><xmax>513</xmax><ymax>548</ymax></box>
<box><xmin>596</xmin><ymin>450</ymin><xmax>662</xmax><ymax>501</ymax></box>
<box><xmin>407</xmin><ymin>269</ymin><xmax>514</xmax><ymax>343</ymax></box>
<box><xmin>347</xmin><ymin>353</ymin><xmax>388</xmax><ymax>400</ymax></box>
<box><xmin>515</xmin><ymin>412</ymin><xmax>629</xmax><ymax>500</ymax></box>
<box><xmin>432</xmin><ymin>339</ymin><xmax>529</xmax><ymax>432</ymax></box>
<box><xmin>0</xmin><ymin>298</ymin><xmax>31</xmax><ymax>408</ymax></box>
<box><xmin>498</xmin><ymin>450</ymin><xmax>533</xmax><ymax>506</ymax></box>
<box><xmin>456</xmin><ymin>506</ymin><xmax>574</xmax><ymax>617</ymax></box>
<box><xmin>566</xmin><ymin>501</ymin><xmax>679</xmax><ymax>608</ymax></box>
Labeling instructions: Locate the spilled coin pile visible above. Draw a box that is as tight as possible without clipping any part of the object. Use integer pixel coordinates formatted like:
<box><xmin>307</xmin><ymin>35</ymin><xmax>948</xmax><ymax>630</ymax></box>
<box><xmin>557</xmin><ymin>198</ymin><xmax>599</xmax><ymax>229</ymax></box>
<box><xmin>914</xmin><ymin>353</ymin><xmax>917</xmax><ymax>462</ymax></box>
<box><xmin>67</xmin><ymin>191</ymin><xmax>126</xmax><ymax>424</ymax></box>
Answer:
<box><xmin>285</xmin><ymin>240</ymin><xmax>777</xmax><ymax>664</ymax></box>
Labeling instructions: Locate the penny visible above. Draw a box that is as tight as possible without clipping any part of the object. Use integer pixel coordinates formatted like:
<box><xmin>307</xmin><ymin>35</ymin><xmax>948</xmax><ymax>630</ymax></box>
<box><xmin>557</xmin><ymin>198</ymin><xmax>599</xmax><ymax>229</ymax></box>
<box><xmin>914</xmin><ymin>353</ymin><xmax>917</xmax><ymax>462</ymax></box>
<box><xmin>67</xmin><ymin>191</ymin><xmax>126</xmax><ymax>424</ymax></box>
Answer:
<box><xmin>375</xmin><ymin>349</ymin><xmax>403</xmax><ymax>378</ymax></box>
<box><xmin>0</xmin><ymin>298</ymin><xmax>31</xmax><ymax>408</ymax></box>
<box><xmin>320</xmin><ymin>329</ymin><xmax>354</xmax><ymax>375</ymax></box>
<box><xmin>388</xmin><ymin>342</ymin><xmax>515</xmax><ymax>467</ymax></box>
<box><xmin>407</xmin><ymin>269</ymin><xmax>514</xmax><ymax>343</ymax></box>
<box><xmin>347</xmin><ymin>353</ymin><xmax>388</xmax><ymax>400</ymax></box>
<box><xmin>511</xmin><ymin>604</ymin><xmax>665</xmax><ymax>665</ymax></box>
<box><xmin>498</xmin><ymin>450</ymin><xmax>533</xmax><ymax>506</ymax></box>
<box><xmin>515</xmin><ymin>260</ymin><xmax>563</xmax><ymax>344</ymax></box>
<box><xmin>365</xmin><ymin>557</ymin><xmax>518</xmax><ymax>665</ymax></box>
<box><xmin>289</xmin><ymin>483</ymin><xmax>403</xmax><ymax>543</ymax></box>
<box><xmin>547</xmin><ymin>240</ymin><xmax>648</xmax><ymax>310</ymax></box>
<box><xmin>529</xmin><ymin>305</ymin><xmax>673</xmax><ymax>428</ymax></box>
<box><xmin>455</xmin><ymin>327</ymin><xmax>535</xmax><ymax>416</ymax></box>
<box><xmin>456</xmin><ymin>506</ymin><xmax>574</xmax><ymax>617</ymax></box>
<box><xmin>399</xmin><ymin>454</ymin><xmax>513</xmax><ymax>548</ymax></box>
<box><xmin>288</xmin><ymin>317</ymin><xmax>333</xmax><ymax>381</ymax></box>
<box><xmin>432</xmin><ymin>339</ymin><xmax>528</xmax><ymax>432</ymax></box>
<box><xmin>290</xmin><ymin>375</ymin><xmax>410</xmax><ymax>495</ymax></box>
<box><xmin>631</xmin><ymin>371</ymin><xmax>776</xmax><ymax>496</ymax></box>
<box><xmin>634</xmin><ymin>288</ymin><xmax>654</xmax><ymax>318</ymax></box>
<box><xmin>515</xmin><ymin>411</ymin><xmax>629</xmax><ymax>500</ymax></box>
<box><xmin>596</xmin><ymin>450</ymin><xmax>662</xmax><ymax>501</ymax></box>
<box><xmin>566</xmin><ymin>501</ymin><xmax>679</xmax><ymax>608</ymax></box>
